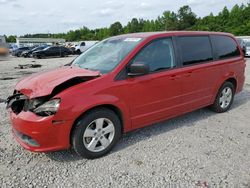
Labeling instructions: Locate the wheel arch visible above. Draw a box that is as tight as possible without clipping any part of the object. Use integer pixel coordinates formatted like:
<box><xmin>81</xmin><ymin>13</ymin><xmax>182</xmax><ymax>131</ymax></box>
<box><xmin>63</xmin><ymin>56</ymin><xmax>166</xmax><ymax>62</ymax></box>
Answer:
<box><xmin>69</xmin><ymin>104</ymin><xmax>125</xmax><ymax>145</ymax></box>
<box><xmin>212</xmin><ymin>76</ymin><xmax>238</xmax><ymax>103</ymax></box>
<box><xmin>225</xmin><ymin>77</ymin><xmax>237</xmax><ymax>92</ymax></box>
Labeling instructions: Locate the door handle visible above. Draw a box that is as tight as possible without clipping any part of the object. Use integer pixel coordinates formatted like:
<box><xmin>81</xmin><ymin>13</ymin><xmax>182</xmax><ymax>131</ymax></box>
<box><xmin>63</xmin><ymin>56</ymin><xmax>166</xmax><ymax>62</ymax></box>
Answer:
<box><xmin>184</xmin><ymin>71</ymin><xmax>192</xmax><ymax>77</ymax></box>
<box><xmin>169</xmin><ymin>75</ymin><xmax>180</xmax><ymax>80</ymax></box>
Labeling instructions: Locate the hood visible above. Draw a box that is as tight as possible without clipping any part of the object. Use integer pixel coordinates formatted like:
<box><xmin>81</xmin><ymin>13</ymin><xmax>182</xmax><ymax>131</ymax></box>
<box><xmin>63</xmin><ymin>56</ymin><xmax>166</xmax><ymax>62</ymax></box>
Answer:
<box><xmin>15</xmin><ymin>66</ymin><xmax>101</xmax><ymax>98</ymax></box>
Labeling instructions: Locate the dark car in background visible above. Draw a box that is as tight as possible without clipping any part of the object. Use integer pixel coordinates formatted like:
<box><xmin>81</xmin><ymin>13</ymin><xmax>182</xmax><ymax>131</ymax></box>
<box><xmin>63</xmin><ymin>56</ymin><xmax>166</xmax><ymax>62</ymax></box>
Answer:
<box><xmin>21</xmin><ymin>45</ymin><xmax>49</xmax><ymax>58</ymax></box>
<box><xmin>12</xmin><ymin>47</ymin><xmax>30</xmax><ymax>57</ymax></box>
<box><xmin>32</xmin><ymin>46</ymin><xmax>72</xmax><ymax>58</ymax></box>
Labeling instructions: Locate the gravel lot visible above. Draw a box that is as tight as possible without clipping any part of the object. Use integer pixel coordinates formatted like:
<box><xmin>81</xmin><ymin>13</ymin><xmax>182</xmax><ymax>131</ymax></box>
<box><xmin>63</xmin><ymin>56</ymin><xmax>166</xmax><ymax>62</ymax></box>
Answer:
<box><xmin>0</xmin><ymin>56</ymin><xmax>250</xmax><ymax>188</ymax></box>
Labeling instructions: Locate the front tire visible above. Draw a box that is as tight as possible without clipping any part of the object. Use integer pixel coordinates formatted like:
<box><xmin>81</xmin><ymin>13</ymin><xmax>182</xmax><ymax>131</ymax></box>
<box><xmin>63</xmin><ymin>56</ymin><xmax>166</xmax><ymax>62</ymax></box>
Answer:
<box><xmin>210</xmin><ymin>81</ymin><xmax>235</xmax><ymax>113</ymax></box>
<box><xmin>71</xmin><ymin>108</ymin><xmax>121</xmax><ymax>159</ymax></box>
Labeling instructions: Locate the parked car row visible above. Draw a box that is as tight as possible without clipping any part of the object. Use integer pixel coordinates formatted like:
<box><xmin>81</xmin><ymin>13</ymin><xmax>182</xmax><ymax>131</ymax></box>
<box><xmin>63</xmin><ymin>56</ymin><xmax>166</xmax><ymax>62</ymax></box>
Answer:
<box><xmin>11</xmin><ymin>45</ymin><xmax>73</xmax><ymax>59</ymax></box>
<box><xmin>10</xmin><ymin>40</ymin><xmax>99</xmax><ymax>59</ymax></box>
<box><xmin>32</xmin><ymin>46</ymin><xmax>72</xmax><ymax>58</ymax></box>
<box><xmin>21</xmin><ymin>45</ymin><xmax>49</xmax><ymax>58</ymax></box>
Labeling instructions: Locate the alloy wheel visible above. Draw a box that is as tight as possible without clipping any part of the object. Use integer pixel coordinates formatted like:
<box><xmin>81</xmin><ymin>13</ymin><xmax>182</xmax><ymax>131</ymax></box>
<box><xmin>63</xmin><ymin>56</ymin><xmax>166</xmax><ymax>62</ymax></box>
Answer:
<box><xmin>83</xmin><ymin>118</ymin><xmax>115</xmax><ymax>152</ymax></box>
<box><xmin>219</xmin><ymin>87</ymin><xmax>233</xmax><ymax>109</ymax></box>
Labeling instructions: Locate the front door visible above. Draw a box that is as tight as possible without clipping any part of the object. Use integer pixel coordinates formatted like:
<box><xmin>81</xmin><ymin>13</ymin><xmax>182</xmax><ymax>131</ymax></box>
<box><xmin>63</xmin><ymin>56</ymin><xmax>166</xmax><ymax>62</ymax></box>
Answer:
<box><xmin>125</xmin><ymin>38</ymin><xmax>182</xmax><ymax>129</ymax></box>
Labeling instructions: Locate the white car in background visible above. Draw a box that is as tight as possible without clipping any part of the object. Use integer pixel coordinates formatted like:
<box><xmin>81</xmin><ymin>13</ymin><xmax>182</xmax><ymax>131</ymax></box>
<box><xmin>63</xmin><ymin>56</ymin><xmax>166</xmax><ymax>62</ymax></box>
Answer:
<box><xmin>244</xmin><ymin>40</ymin><xmax>250</xmax><ymax>57</ymax></box>
<box><xmin>74</xmin><ymin>41</ymin><xmax>99</xmax><ymax>54</ymax></box>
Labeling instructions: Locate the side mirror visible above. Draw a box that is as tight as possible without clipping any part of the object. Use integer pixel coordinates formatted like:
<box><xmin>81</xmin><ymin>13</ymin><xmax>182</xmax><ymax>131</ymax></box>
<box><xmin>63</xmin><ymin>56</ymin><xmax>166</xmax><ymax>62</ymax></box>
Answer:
<box><xmin>128</xmin><ymin>63</ymin><xmax>149</xmax><ymax>76</ymax></box>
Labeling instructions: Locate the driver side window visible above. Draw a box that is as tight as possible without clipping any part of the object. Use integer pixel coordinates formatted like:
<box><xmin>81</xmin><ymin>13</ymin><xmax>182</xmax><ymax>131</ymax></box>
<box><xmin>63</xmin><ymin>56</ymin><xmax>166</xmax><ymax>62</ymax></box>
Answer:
<box><xmin>131</xmin><ymin>38</ymin><xmax>175</xmax><ymax>72</ymax></box>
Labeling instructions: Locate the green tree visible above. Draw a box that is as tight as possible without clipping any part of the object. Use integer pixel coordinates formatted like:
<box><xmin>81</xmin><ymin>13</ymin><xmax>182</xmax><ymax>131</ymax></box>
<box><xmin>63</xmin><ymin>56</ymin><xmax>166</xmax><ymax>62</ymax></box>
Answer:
<box><xmin>109</xmin><ymin>22</ymin><xmax>123</xmax><ymax>36</ymax></box>
<box><xmin>13</xmin><ymin>3</ymin><xmax>250</xmax><ymax>41</ymax></box>
<box><xmin>177</xmin><ymin>5</ymin><xmax>197</xmax><ymax>30</ymax></box>
<box><xmin>6</xmin><ymin>35</ymin><xmax>16</xmax><ymax>43</ymax></box>
<box><xmin>159</xmin><ymin>11</ymin><xmax>178</xmax><ymax>30</ymax></box>
<box><xmin>125</xmin><ymin>18</ymin><xmax>141</xmax><ymax>33</ymax></box>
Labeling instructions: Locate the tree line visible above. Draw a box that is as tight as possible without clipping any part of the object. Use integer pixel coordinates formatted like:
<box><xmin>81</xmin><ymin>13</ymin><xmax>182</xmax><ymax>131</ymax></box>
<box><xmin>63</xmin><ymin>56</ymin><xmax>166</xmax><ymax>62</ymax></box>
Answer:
<box><xmin>5</xmin><ymin>3</ymin><xmax>250</xmax><ymax>43</ymax></box>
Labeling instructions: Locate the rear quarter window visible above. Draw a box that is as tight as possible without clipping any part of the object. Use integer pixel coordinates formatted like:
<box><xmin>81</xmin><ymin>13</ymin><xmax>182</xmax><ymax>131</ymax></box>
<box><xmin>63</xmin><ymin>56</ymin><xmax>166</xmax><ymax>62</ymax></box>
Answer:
<box><xmin>211</xmin><ymin>35</ymin><xmax>240</xmax><ymax>59</ymax></box>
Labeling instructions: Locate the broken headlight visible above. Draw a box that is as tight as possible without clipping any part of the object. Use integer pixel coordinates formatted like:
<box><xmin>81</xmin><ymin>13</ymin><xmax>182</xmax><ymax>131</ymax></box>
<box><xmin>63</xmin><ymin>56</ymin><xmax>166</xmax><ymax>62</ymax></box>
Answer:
<box><xmin>32</xmin><ymin>99</ymin><xmax>61</xmax><ymax>116</ymax></box>
<box><xmin>24</xmin><ymin>97</ymin><xmax>45</xmax><ymax>111</ymax></box>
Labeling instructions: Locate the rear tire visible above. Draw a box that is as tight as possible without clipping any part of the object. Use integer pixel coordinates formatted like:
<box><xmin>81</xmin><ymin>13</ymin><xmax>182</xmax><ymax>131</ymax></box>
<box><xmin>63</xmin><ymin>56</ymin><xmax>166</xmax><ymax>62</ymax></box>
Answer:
<box><xmin>71</xmin><ymin>108</ymin><xmax>122</xmax><ymax>159</ymax></box>
<box><xmin>210</xmin><ymin>81</ymin><xmax>235</xmax><ymax>113</ymax></box>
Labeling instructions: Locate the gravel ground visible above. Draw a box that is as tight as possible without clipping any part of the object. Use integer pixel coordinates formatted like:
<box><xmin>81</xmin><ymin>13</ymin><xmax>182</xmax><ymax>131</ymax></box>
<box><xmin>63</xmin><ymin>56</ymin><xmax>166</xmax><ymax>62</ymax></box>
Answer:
<box><xmin>0</xmin><ymin>56</ymin><xmax>250</xmax><ymax>188</ymax></box>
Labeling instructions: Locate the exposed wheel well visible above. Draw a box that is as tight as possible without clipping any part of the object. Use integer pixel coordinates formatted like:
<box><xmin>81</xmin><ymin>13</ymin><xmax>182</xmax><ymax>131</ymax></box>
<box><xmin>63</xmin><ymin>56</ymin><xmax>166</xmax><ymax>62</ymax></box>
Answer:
<box><xmin>225</xmin><ymin>78</ymin><xmax>237</xmax><ymax>91</ymax></box>
<box><xmin>70</xmin><ymin>105</ymin><xmax>124</xmax><ymax>144</ymax></box>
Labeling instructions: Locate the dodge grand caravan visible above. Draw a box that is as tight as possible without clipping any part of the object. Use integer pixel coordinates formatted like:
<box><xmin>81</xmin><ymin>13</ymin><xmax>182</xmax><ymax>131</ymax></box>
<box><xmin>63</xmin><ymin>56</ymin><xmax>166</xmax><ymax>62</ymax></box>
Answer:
<box><xmin>7</xmin><ymin>31</ymin><xmax>246</xmax><ymax>159</ymax></box>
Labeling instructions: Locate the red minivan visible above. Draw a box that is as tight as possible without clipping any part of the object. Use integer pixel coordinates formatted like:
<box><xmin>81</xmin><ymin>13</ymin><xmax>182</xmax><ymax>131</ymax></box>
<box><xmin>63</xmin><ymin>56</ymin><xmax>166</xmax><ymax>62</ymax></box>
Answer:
<box><xmin>7</xmin><ymin>31</ymin><xmax>245</xmax><ymax>158</ymax></box>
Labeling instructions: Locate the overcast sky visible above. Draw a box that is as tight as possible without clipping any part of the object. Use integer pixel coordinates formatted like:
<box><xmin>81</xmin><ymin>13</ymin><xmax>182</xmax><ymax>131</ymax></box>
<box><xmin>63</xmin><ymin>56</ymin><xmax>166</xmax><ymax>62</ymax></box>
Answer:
<box><xmin>0</xmin><ymin>0</ymin><xmax>249</xmax><ymax>36</ymax></box>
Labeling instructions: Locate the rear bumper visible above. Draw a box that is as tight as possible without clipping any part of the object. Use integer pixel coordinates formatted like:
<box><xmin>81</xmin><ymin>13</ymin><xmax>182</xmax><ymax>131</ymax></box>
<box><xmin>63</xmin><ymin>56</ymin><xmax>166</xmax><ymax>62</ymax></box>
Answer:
<box><xmin>10</xmin><ymin>110</ymin><xmax>72</xmax><ymax>152</ymax></box>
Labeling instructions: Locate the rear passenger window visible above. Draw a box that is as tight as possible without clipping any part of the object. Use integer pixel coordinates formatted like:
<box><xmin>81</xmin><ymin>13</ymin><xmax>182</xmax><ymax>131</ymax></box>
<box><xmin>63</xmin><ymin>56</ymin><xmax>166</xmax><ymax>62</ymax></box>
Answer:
<box><xmin>178</xmin><ymin>36</ymin><xmax>213</xmax><ymax>66</ymax></box>
<box><xmin>131</xmin><ymin>38</ymin><xmax>175</xmax><ymax>72</ymax></box>
<box><xmin>211</xmin><ymin>35</ymin><xmax>240</xmax><ymax>59</ymax></box>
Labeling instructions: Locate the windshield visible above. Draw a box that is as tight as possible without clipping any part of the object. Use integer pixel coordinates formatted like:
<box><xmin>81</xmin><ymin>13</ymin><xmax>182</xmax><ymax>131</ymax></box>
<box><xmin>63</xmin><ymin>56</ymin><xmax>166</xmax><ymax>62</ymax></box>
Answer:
<box><xmin>72</xmin><ymin>37</ymin><xmax>142</xmax><ymax>74</ymax></box>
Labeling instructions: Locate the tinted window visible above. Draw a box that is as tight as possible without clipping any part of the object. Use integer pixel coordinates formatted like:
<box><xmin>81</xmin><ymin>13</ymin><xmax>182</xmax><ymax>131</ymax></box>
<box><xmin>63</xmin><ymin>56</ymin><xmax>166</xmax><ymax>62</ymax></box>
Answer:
<box><xmin>50</xmin><ymin>47</ymin><xmax>59</xmax><ymax>51</ymax></box>
<box><xmin>20</xmin><ymin>47</ymin><xmax>29</xmax><ymax>50</ymax></box>
<box><xmin>211</xmin><ymin>35</ymin><xmax>240</xmax><ymax>59</ymax></box>
<box><xmin>178</xmin><ymin>36</ymin><xmax>213</xmax><ymax>66</ymax></box>
<box><xmin>131</xmin><ymin>38</ymin><xmax>175</xmax><ymax>72</ymax></box>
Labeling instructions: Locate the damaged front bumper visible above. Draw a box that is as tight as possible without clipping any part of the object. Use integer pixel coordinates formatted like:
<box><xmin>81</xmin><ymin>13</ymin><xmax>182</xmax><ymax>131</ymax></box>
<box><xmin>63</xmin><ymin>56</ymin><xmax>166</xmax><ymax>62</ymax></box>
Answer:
<box><xmin>7</xmin><ymin>92</ymin><xmax>72</xmax><ymax>152</ymax></box>
<box><xmin>10</xmin><ymin>110</ymin><xmax>72</xmax><ymax>152</ymax></box>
